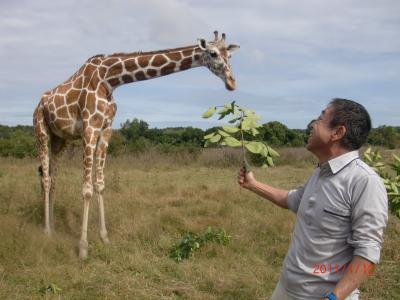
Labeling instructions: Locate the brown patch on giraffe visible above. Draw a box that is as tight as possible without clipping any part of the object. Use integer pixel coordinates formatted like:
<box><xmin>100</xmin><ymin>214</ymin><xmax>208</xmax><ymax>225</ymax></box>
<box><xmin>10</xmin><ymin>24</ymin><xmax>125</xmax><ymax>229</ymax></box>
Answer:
<box><xmin>160</xmin><ymin>63</ymin><xmax>176</xmax><ymax>76</ymax></box>
<box><xmin>56</xmin><ymin>119</ymin><xmax>72</xmax><ymax>129</ymax></box>
<box><xmin>147</xmin><ymin>69</ymin><xmax>157</xmax><ymax>77</ymax></box>
<box><xmin>50</xmin><ymin>112</ymin><xmax>57</xmax><ymax>122</ymax></box>
<box><xmin>96</xmin><ymin>100</ymin><xmax>107</xmax><ymax>113</ymax></box>
<box><xmin>66</xmin><ymin>89</ymin><xmax>81</xmax><ymax>104</ymax></box>
<box><xmin>98</xmin><ymin>66</ymin><xmax>107</xmax><ymax>79</ymax></box>
<box><xmin>122</xmin><ymin>75</ymin><xmax>134</xmax><ymax>83</ymax></box>
<box><xmin>106</xmin><ymin>63</ymin><xmax>123</xmax><ymax>78</ymax></box>
<box><xmin>57</xmin><ymin>106</ymin><xmax>69</xmax><ymax>118</ymax></box>
<box><xmin>102</xmin><ymin>58</ymin><xmax>119</xmax><ymax>67</ymax></box>
<box><xmin>57</xmin><ymin>83</ymin><xmax>73</xmax><ymax>94</ymax></box>
<box><xmin>78</xmin><ymin>90</ymin><xmax>88</xmax><ymax>108</ymax></box>
<box><xmin>97</xmin><ymin>82</ymin><xmax>111</xmax><ymax>98</ymax></box>
<box><xmin>82</xmin><ymin>75</ymin><xmax>92</xmax><ymax>89</ymax></box>
<box><xmin>83</xmin><ymin>64</ymin><xmax>97</xmax><ymax>77</ymax></box>
<box><xmin>166</xmin><ymin>52</ymin><xmax>182</xmax><ymax>61</ymax></box>
<box><xmin>54</xmin><ymin>95</ymin><xmax>65</xmax><ymax>108</ymax></box>
<box><xmin>89</xmin><ymin>113</ymin><xmax>104</xmax><ymax>128</ymax></box>
<box><xmin>194</xmin><ymin>54</ymin><xmax>201</xmax><ymax>61</ymax></box>
<box><xmin>108</xmin><ymin>78</ymin><xmax>120</xmax><ymax>87</ymax></box>
<box><xmin>68</xmin><ymin>104</ymin><xmax>79</xmax><ymax>119</ymax></box>
<box><xmin>134</xmin><ymin>71</ymin><xmax>146</xmax><ymax>81</ymax></box>
<box><xmin>125</xmin><ymin>59</ymin><xmax>138</xmax><ymax>72</ymax></box>
<box><xmin>106</xmin><ymin>102</ymin><xmax>117</xmax><ymax>119</ymax></box>
<box><xmin>85</xmin><ymin>94</ymin><xmax>97</xmax><ymax>112</ymax></box>
<box><xmin>180</xmin><ymin>57</ymin><xmax>193</xmax><ymax>71</ymax></box>
<box><xmin>182</xmin><ymin>49</ymin><xmax>194</xmax><ymax>57</ymax></box>
<box><xmin>152</xmin><ymin>55</ymin><xmax>167</xmax><ymax>67</ymax></box>
<box><xmin>73</xmin><ymin>76</ymin><xmax>83</xmax><ymax>89</ymax></box>
<box><xmin>82</xmin><ymin>110</ymin><xmax>90</xmax><ymax>120</ymax></box>
<box><xmin>49</xmin><ymin>102</ymin><xmax>56</xmax><ymax>112</ymax></box>
<box><xmin>90</xmin><ymin>57</ymin><xmax>102</xmax><ymax>65</ymax></box>
<box><xmin>138</xmin><ymin>55</ymin><xmax>151</xmax><ymax>68</ymax></box>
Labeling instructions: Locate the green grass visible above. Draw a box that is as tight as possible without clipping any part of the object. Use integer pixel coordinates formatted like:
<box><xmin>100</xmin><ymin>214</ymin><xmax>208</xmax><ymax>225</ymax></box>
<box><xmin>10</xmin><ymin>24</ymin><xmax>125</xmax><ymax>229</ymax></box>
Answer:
<box><xmin>0</xmin><ymin>148</ymin><xmax>399</xmax><ymax>299</ymax></box>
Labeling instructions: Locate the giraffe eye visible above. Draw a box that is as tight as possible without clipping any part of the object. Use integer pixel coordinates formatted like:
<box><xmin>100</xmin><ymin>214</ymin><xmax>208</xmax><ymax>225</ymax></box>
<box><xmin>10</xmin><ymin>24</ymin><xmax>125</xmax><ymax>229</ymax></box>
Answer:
<box><xmin>210</xmin><ymin>51</ymin><xmax>218</xmax><ymax>58</ymax></box>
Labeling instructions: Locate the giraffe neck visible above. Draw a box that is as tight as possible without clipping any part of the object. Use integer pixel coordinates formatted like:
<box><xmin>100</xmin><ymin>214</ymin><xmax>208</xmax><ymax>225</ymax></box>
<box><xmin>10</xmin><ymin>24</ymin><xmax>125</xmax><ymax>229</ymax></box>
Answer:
<box><xmin>100</xmin><ymin>45</ymin><xmax>203</xmax><ymax>90</ymax></box>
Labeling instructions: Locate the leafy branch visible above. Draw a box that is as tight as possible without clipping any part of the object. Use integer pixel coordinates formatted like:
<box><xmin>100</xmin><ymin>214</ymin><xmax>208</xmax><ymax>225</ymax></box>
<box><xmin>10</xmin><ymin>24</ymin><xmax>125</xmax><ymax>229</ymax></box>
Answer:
<box><xmin>169</xmin><ymin>227</ymin><xmax>231</xmax><ymax>262</ymax></box>
<box><xmin>202</xmin><ymin>101</ymin><xmax>279</xmax><ymax>169</ymax></box>
<box><xmin>364</xmin><ymin>147</ymin><xmax>400</xmax><ymax>218</ymax></box>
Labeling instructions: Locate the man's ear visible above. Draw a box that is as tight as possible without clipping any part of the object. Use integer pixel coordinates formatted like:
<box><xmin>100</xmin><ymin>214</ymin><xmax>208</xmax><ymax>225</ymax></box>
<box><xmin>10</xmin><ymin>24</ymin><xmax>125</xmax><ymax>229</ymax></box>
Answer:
<box><xmin>227</xmin><ymin>44</ymin><xmax>240</xmax><ymax>53</ymax></box>
<box><xmin>198</xmin><ymin>38</ymin><xmax>207</xmax><ymax>50</ymax></box>
<box><xmin>332</xmin><ymin>125</ymin><xmax>346</xmax><ymax>141</ymax></box>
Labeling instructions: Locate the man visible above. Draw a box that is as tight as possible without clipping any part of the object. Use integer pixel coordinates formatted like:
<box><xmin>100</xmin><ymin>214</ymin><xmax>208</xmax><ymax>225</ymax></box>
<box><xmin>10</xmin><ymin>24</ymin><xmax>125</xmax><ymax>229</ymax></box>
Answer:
<box><xmin>238</xmin><ymin>99</ymin><xmax>388</xmax><ymax>300</ymax></box>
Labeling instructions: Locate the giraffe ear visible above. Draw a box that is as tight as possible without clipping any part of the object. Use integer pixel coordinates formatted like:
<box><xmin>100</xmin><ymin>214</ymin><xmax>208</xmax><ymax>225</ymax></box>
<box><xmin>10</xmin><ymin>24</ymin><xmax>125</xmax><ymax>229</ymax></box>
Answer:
<box><xmin>198</xmin><ymin>38</ymin><xmax>208</xmax><ymax>50</ymax></box>
<box><xmin>227</xmin><ymin>44</ymin><xmax>240</xmax><ymax>53</ymax></box>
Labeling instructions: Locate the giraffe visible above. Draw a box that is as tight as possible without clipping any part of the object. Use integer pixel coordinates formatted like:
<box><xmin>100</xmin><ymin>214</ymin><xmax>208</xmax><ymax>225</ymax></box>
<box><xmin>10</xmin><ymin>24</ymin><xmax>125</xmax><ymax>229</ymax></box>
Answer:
<box><xmin>33</xmin><ymin>31</ymin><xmax>240</xmax><ymax>259</ymax></box>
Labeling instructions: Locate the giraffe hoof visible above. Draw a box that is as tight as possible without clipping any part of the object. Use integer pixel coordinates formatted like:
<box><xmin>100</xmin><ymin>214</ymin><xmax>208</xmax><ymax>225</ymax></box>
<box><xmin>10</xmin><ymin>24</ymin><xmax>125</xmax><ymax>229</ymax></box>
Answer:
<box><xmin>44</xmin><ymin>228</ymin><xmax>52</xmax><ymax>236</ymax></box>
<box><xmin>101</xmin><ymin>236</ymin><xmax>110</xmax><ymax>245</ymax></box>
<box><xmin>79</xmin><ymin>240</ymin><xmax>88</xmax><ymax>260</ymax></box>
<box><xmin>79</xmin><ymin>248</ymin><xmax>88</xmax><ymax>260</ymax></box>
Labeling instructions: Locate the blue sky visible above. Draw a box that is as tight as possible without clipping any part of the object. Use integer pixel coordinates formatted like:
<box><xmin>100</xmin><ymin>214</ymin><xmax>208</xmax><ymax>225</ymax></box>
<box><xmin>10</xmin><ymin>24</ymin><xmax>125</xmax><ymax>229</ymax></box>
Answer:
<box><xmin>0</xmin><ymin>0</ymin><xmax>399</xmax><ymax>129</ymax></box>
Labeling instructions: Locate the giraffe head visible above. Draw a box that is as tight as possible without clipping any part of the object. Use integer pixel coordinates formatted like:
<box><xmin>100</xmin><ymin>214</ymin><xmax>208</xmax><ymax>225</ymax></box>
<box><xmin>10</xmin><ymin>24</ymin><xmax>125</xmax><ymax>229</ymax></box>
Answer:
<box><xmin>198</xmin><ymin>31</ymin><xmax>240</xmax><ymax>91</ymax></box>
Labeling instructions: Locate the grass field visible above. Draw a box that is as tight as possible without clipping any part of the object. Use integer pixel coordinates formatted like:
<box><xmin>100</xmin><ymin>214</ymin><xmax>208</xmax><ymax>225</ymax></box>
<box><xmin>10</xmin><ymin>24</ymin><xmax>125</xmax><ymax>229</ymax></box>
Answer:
<box><xmin>0</xmin><ymin>148</ymin><xmax>399</xmax><ymax>299</ymax></box>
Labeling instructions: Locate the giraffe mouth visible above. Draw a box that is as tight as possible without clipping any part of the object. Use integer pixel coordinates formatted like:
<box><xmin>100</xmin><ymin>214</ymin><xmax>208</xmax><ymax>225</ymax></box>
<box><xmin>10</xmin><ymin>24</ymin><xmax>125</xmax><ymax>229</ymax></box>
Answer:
<box><xmin>225</xmin><ymin>78</ymin><xmax>236</xmax><ymax>91</ymax></box>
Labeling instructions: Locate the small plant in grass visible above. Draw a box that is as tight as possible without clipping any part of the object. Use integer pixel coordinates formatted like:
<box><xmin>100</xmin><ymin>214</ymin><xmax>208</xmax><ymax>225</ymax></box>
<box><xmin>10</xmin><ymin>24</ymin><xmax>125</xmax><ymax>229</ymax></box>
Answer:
<box><xmin>364</xmin><ymin>147</ymin><xmax>400</xmax><ymax>218</ymax></box>
<box><xmin>39</xmin><ymin>283</ymin><xmax>62</xmax><ymax>295</ymax></box>
<box><xmin>202</xmin><ymin>101</ymin><xmax>279</xmax><ymax>169</ymax></box>
<box><xmin>169</xmin><ymin>227</ymin><xmax>231</xmax><ymax>262</ymax></box>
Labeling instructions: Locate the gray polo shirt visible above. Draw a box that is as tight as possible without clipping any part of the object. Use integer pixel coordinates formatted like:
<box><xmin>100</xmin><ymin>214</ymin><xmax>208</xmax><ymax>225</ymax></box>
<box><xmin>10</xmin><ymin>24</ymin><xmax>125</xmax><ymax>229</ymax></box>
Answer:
<box><xmin>281</xmin><ymin>150</ymin><xmax>388</xmax><ymax>299</ymax></box>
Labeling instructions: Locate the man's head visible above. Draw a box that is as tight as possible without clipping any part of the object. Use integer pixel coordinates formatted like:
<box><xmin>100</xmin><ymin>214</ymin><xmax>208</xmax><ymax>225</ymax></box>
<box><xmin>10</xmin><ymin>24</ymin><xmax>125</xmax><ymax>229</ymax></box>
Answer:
<box><xmin>328</xmin><ymin>98</ymin><xmax>371</xmax><ymax>150</ymax></box>
<box><xmin>307</xmin><ymin>99</ymin><xmax>371</xmax><ymax>156</ymax></box>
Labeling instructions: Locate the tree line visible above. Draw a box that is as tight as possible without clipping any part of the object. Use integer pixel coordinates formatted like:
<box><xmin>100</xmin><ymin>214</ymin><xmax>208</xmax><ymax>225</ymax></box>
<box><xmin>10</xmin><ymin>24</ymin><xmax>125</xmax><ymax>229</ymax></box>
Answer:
<box><xmin>0</xmin><ymin>120</ymin><xmax>399</xmax><ymax>158</ymax></box>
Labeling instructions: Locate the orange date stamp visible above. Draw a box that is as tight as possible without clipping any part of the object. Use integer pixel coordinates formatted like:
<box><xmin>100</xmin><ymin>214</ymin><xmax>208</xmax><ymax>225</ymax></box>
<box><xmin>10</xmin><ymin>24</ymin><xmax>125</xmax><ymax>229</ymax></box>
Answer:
<box><xmin>312</xmin><ymin>263</ymin><xmax>374</xmax><ymax>276</ymax></box>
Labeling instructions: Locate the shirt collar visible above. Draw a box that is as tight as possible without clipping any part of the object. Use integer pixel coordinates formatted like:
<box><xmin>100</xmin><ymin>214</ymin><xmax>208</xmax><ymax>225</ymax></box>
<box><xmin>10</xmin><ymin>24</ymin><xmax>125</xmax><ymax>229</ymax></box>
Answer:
<box><xmin>322</xmin><ymin>150</ymin><xmax>359</xmax><ymax>175</ymax></box>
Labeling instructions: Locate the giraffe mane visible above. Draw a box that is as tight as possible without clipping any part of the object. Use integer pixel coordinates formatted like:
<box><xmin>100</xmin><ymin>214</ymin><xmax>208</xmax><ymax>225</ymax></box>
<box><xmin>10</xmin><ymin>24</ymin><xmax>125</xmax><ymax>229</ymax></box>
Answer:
<box><xmin>106</xmin><ymin>45</ymin><xmax>200</xmax><ymax>58</ymax></box>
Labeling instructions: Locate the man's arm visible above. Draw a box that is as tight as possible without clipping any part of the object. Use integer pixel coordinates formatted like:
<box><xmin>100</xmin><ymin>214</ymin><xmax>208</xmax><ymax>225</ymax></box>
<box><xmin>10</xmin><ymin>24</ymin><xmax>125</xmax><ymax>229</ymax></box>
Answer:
<box><xmin>323</xmin><ymin>256</ymin><xmax>375</xmax><ymax>300</ymax></box>
<box><xmin>238</xmin><ymin>166</ymin><xmax>289</xmax><ymax>209</ymax></box>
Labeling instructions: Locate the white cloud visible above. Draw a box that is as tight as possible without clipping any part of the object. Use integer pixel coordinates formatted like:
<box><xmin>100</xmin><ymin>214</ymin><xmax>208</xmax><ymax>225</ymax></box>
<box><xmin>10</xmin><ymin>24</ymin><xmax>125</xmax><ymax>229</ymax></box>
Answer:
<box><xmin>0</xmin><ymin>0</ymin><xmax>399</xmax><ymax>128</ymax></box>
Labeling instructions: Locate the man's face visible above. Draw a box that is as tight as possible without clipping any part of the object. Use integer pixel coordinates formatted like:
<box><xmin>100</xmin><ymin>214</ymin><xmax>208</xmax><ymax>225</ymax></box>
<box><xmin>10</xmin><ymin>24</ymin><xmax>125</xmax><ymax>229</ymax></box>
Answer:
<box><xmin>306</xmin><ymin>105</ymin><xmax>335</xmax><ymax>153</ymax></box>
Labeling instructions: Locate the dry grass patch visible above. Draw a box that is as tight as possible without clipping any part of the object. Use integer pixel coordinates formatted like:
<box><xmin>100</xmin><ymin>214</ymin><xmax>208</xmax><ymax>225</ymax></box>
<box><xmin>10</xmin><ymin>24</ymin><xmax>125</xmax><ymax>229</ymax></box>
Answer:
<box><xmin>0</xmin><ymin>148</ymin><xmax>399</xmax><ymax>299</ymax></box>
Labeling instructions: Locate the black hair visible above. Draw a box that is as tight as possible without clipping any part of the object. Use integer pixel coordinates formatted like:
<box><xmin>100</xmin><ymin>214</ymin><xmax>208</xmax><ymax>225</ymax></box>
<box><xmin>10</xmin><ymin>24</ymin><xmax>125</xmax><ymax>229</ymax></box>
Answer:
<box><xmin>329</xmin><ymin>98</ymin><xmax>371</xmax><ymax>150</ymax></box>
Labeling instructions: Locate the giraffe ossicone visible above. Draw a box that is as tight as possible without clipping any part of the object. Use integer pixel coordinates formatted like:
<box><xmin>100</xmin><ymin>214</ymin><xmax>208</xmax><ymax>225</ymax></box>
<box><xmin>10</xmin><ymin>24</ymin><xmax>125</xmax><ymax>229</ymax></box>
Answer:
<box><xmin>33</xmin><ymin>31</ymin><xmax>239</xmax><ymax>259</ymax></box>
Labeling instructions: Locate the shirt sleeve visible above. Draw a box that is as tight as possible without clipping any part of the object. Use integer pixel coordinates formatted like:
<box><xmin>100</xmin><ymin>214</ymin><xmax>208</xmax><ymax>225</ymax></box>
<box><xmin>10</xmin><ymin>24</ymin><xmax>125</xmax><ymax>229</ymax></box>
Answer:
<box><xmin>347</xmin><ymin>175</ymin><xmax>389</xmax><ymax>264</ymax></box>
<box><xmin>287</xmin><ymin>184</ymin><xmax>306</xmax><ymax>213</ymax></box>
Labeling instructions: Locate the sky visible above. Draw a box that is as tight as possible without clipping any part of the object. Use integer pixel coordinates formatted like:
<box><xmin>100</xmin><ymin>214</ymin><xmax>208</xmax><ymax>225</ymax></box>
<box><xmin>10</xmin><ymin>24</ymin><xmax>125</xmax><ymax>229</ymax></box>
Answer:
<box><xmin>0</xmin><ymin>0</ymin><xmax>399</xmax><ymax>130</ymax></box>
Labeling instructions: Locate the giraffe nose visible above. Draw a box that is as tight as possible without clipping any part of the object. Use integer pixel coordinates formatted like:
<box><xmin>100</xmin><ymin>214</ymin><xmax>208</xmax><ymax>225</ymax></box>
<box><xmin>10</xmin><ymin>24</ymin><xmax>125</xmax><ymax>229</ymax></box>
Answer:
<box><xmin>225</xmin><ymin>75</ymin><xmax>236</xmax><ymax>91</ymax></box>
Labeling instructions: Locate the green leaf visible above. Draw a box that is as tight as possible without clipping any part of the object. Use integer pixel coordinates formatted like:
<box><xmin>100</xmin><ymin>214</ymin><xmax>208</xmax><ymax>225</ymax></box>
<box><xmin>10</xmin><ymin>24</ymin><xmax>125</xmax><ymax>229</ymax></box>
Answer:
<box><xmin>222</xmin><ymin>125</ymin><xmax>239</xmax><ymax>133</ymax></box>
<box><xmin>218</xmin><ymin>130</ymin><xmax>231</xmax><ymax>137</ymax></box>
<box><xmin>204</xmin><ymin>133</ymin><xmax>215</xmax><ymax>140</ymax></box>
<box><xmin>224</xmin><ymin>136</ymin><xmax>242</xmax><ymax>147</ymax></box>
<box><xmin>228</xmin><ymin>117</ymin><xmax>241</xmax><ymax>124</ymax></box>
<box><xmin>231</xmin><ymin>101</ymin><xmax>236</xmax><ymax>112</ymax></box>
<box><xmin>210</xmin><ymin>134</ymin><xmax>222</xmax><ymax>143</ymax></box>
<box><xmin>245</xmin><ymin>141</ymin><xmax>265</xmax><ymax>154</ymax></box>
<box><xmin>202</xmin><ymin>107</ymin><xmax>217</xmax><ymax>118</ymax></box>
<box><xmin>251</xmin><ymin>128</ymin><xmax>259</xmax><ymax>136</ymax></box>
<box><xmin>267</xmin><ymin>146</ymin><xmax>280</xmax><ymax>157</ymax></box>
<box><xmin>267</xmin><ymin>156</ymin><xmax>274</xmax><ymax>166</ymax></box>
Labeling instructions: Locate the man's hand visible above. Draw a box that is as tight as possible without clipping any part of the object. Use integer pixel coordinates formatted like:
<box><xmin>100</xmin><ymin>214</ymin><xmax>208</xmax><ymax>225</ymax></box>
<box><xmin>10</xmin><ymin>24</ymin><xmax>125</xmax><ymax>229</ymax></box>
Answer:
<box><xmin>237</xmin><ymin>164</ymin><xmax>289</xmax><ymax>209</ymax></box>
<box><xmin>238</xmin><ymin>165</ymin><xmax>257</xmax><ymax>189</ymax></box>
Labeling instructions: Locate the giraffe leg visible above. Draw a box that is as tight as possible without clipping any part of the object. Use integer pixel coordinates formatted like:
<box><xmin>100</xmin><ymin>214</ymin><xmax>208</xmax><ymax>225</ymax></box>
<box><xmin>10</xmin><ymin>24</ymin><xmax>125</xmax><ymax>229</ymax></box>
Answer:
<box><xmin>79</xmin><ymin>129</ymin><xmax>99</xmax><ymax>260</ymax></box>
<box><xmin>94</xmin><ymin>127</ymin><xmax>113</xmax><ymax>244</ymax></box>
<box><xmin>33</xmin><ymin>105</ymin><xmax>52</xmax><ymax>236</ymax></box>
<box><xmin>48</xmin><ymin>135</ymin><xmax>67</xmax><ymax>231</ymax></box>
